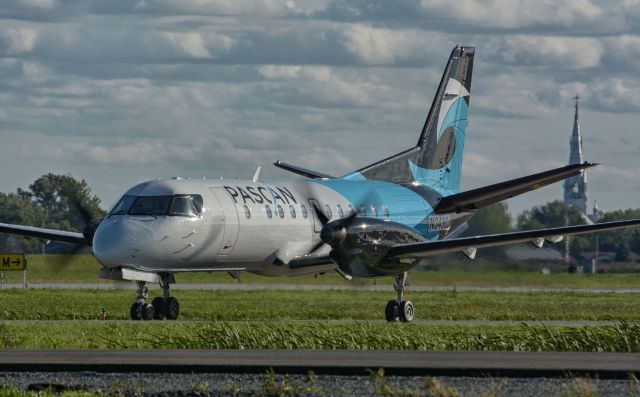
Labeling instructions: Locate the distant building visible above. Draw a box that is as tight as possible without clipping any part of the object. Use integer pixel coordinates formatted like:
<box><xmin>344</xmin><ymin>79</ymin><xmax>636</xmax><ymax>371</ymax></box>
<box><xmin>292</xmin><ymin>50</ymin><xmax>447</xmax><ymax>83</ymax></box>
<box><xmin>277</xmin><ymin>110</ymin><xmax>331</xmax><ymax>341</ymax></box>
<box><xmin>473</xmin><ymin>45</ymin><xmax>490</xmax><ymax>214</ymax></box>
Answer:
<box><xmin>563</xmin><ymin>95</ymin><xmax>588</xmax><ymax>214</ymax></box>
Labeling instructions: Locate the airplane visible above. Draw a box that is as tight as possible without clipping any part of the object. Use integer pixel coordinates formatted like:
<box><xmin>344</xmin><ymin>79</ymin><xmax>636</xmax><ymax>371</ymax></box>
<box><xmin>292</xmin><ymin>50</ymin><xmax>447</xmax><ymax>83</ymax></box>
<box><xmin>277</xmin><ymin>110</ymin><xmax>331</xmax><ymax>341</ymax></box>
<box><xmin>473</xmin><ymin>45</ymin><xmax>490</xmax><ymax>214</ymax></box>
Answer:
<box><xmin>2</xmin><ymin>45</ymin><xmax>640</xmax><ymax>322</ymax></box>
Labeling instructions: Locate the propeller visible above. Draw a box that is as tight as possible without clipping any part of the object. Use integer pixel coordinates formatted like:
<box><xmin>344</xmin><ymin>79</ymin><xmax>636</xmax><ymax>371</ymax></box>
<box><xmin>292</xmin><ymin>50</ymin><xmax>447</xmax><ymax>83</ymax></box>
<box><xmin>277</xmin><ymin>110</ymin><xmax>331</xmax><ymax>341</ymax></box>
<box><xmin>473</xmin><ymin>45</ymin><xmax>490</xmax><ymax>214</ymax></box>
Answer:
<box><xmin>69</xmin><ymin>197</ymin><xmax>104</xmax><ymax>253</ymax></box>
<box><xmin>307</xmin><ymin>200</ymin><xmax>358</xmax><ymax>267</ymax></box>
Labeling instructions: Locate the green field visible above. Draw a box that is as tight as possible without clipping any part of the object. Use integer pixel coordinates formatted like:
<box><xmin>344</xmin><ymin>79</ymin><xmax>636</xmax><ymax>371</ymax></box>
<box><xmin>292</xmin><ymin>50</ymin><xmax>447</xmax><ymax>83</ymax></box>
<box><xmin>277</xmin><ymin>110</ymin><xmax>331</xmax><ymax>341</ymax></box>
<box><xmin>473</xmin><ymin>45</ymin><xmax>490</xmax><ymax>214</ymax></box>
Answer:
<box><xmin>1</xmin><ymin>288</ymin><xmax>640</xmax><ymax>352</ymax></box>
<box><xmin>3</xmin><ymin>320</ymin><xmax>640</xmax><ymax>352</ymax></box>
<box><xmin>1</xmin><ymin>289</ymin><xmax>639</xmax><ymax>321</ymax></box>
<box><xmin>3</xmin><ymin>255</ymin><xmax>640</xmax><ymax>353</ymax></box>
<box><xmin>3</xmin><ymin>254</ymin><xmax>640</xmax><ymax>288</ymax></box>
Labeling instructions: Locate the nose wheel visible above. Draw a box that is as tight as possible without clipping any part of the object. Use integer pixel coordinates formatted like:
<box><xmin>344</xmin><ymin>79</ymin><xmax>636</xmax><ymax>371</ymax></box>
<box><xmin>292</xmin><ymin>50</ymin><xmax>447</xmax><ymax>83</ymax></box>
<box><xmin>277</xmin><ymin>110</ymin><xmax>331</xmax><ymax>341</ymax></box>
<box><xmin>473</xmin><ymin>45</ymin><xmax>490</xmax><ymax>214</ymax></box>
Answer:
<box><xmin>129</xmin><ymin>273</ymin><xmax>180</xmax><ymax>320</ymax></box>
<box><xmin>130</xmin><ymin>281</ymin><xmax>155</xmax><ymax>320</ymax></box>
<box><xmin>385</xmin><ymin>272</ymin><xmax>414</xmax><ymax>323</ymax></box>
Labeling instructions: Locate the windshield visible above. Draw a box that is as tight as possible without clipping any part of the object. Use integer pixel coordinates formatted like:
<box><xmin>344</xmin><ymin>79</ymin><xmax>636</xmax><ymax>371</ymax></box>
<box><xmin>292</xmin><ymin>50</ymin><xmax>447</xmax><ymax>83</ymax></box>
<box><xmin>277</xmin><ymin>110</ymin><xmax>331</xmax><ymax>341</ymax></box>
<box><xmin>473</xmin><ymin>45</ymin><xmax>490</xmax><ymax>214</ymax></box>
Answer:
<box><xmin>109</xmin><ymin>194</ymin><xmax>203</xmax><ymax>216</ymax></box>
<box><xmin>109</xmin><ymin>195</ymin><xmax>136</xmax><ymax>215</ymax></box>
<box><xmin>170</xmin><ymin>195</ymin><xmax>202</xmax><ymax>217</ymax></box>
<box><xmin>129</xmin><ymin>196</ymin><xmax>172</xmax><ymax>216</ymax></box>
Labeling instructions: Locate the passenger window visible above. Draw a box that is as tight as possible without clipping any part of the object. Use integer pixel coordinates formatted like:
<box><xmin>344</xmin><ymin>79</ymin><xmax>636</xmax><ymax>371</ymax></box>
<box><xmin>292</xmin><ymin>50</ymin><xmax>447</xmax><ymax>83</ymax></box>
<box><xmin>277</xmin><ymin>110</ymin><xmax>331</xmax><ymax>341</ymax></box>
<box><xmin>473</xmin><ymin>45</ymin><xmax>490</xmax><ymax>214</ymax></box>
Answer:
<box><xmin>347</xmin><ymin>204</ymin><xmax>356</xmax><ymax>216</ymax></box>
<box><xmin>170</xmin><ymin>196</ymin><xmax>200</xmax><ymax>217</ymax></box>
<box><xmin>324</xmin><ymin>204</ymin><xmax>332</xmax><ymax>219</ymax></box>
<box><xmin>371</xmin><ymin>204</ymin><xmax>378</xmax><ymax>218</ymax></box>
<box><xmin>358</xmin><ymin>204</ymin><xmax>366</xmax><ymax>216</ymax></box>
<box><xmin>383</xmin><ymin>205</ymin><xmax>390</xmax><ymax>220</ymax></box>
<box><xmin>276</xmin><ymin>204</ymin><xmax>285</xmax><ymax>219</ymax></box>
<box><xmin>337</xmin><ymin>204</ymin><xmax>344</xmax><ymax>218</ymax></box>
<box><xmin>265</xmin><ymin>205</ymin><xmax>273</xmax><ymax>219</ymax></box>
<box><xmin>289</xmin><ymin>204</ymin><xmax>296</xmax><ymax>219</ymax></box>
<box><xmin>301</xmin><ymin>204</ymin><xmax>308</xmax><ymax>219</ymax></box>
<box><xmin>243</xmin><ymin>205</ymin><xmax>251</xmax><ymax>219</ymax></box>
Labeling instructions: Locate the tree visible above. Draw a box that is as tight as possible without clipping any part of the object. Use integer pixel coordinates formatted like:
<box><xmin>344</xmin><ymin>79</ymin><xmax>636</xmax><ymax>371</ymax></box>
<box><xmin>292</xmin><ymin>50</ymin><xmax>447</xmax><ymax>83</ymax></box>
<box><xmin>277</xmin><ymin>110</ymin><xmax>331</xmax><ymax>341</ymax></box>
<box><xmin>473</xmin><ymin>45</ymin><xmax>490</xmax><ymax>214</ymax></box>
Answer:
<box><xmin>464</xmin><ymin>203</ymin><xmax>512</xmax><ymax>235</ymax></box>
<box><xmin>517</xmin><ymin>200</ymin><xmax>586</xmax><ymax>230</ymax></box>
<box><xmin>462</xmin><ymin>202</ymin><xmax>512</xmax><ymax>256</ymax></box>
<box><xmin>29</xmin><ymin>173</ymin><xmax>105</xmax><ymax>232</ymax></box>
<box><xmin>0</xmin><ymin>192</ymin><xmax>46</xmax><ymax>252</ymax></box>
<box><xmin>517</xmin><ymin>200</ymin><xmax>589</xmax><ymax>256</ymax></box>
<box><xmin>0</xmin><ymin>173</ymin><xmax>105</xmax><ymax>253</ymax></box>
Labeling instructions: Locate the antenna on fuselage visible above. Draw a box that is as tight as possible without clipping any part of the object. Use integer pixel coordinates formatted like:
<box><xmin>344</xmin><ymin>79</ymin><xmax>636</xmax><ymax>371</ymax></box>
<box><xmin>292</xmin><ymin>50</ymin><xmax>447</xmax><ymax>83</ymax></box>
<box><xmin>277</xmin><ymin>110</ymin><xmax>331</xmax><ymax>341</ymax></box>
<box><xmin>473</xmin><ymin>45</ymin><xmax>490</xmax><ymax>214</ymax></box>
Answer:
<box><xmin>253</xmin><ymin>166</ymin><xmax>262</xmax><ymax>183</ymax></box>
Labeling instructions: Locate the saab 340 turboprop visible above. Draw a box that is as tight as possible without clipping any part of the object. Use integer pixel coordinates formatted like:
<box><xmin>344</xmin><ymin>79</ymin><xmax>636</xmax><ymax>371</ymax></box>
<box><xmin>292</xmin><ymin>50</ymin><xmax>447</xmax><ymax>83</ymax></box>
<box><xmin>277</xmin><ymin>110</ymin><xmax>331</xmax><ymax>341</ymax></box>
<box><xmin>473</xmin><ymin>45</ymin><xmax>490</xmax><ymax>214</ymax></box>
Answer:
<box><xmin>2</xmin><ymin>46</ymin><xmax>639</xmax><ymax>322</ymax></box>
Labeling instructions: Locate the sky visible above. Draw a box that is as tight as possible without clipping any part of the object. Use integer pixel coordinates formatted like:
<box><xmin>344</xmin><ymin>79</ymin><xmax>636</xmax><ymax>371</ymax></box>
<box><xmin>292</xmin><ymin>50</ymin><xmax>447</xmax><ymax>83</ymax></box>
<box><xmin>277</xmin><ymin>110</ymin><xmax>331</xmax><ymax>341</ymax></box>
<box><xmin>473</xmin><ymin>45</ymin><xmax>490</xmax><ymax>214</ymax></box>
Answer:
<box><xmin>0</xmin><ymin>0</ymin><xmax>639</xmax><ymax>217</ymax></box>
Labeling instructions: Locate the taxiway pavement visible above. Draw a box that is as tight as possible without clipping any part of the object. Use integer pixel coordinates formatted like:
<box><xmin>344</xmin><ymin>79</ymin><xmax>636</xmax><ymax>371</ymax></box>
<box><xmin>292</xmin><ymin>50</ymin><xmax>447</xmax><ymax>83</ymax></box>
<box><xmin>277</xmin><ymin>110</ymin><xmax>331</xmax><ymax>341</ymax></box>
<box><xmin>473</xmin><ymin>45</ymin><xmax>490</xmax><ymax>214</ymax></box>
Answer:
<box><xmin>3</xmin><ymin>282</ymin><xmax>640</xmax><ymax>294</ymax></box>
<box><xmin>2</xmin><ymin>349</ymin><xmax>640</xmax><ymax>378</ymax></box>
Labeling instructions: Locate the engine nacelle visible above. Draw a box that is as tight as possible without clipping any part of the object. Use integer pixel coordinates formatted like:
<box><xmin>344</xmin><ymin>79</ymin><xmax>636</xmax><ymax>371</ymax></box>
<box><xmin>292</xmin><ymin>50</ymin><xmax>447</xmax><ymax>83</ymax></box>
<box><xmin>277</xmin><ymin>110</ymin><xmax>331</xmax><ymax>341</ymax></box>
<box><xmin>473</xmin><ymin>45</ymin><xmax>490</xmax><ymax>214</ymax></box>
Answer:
<box><xmin>320</xmin><ymin>218</ymin><xmax>425</xmax><ymax>277</ymax></box>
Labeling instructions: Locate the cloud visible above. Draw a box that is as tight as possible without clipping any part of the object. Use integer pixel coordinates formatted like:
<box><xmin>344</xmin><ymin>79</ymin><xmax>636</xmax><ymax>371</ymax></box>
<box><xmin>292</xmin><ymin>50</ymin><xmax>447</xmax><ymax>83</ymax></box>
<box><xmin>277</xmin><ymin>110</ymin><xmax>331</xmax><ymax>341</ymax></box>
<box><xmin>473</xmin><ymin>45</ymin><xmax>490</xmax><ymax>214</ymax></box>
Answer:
<box><xmin>420</xmin><ymin>0</ymin><xmax>602</xmax><ymax>29</ymax></box>
<box><xmin>486</xmin><ymin>35</ymin><xmax>604</xmax><ymax>69</ymax></box>
<box><xmin>0</xmin><ymin>27</ymin><xmax>39</xmax><ymax>55</ymax></box>
<box><xmin>85</xmin><ymin>0</ymin><xmax>302</xmax><ymax>18</ymax></box>
<box><xmin>341</xmin><ymin>24</ymin><xmax>448</xmax><ymax>66</ymax></box>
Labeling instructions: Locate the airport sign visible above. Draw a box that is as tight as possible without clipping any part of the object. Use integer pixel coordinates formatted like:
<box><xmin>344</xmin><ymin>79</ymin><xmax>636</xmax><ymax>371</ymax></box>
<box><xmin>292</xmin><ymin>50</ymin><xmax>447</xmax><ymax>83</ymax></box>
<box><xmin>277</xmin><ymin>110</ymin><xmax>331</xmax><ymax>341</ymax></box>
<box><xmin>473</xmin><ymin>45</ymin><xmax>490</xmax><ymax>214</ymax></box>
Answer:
<box><xmin>0</xmin><ymin>254</ymin><xmax>25</xmax><ymax>271</ymax></box>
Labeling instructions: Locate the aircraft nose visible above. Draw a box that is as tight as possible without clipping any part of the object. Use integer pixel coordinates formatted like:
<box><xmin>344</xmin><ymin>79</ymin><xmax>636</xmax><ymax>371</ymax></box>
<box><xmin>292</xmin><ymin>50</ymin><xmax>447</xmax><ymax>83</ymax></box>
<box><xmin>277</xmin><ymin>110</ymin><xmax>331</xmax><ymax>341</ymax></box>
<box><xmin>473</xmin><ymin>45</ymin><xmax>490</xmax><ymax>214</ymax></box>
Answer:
<box><xmin>93</xmin><ymin>218</ymin><xmax>158</xmax><ymax>267</ymax></box>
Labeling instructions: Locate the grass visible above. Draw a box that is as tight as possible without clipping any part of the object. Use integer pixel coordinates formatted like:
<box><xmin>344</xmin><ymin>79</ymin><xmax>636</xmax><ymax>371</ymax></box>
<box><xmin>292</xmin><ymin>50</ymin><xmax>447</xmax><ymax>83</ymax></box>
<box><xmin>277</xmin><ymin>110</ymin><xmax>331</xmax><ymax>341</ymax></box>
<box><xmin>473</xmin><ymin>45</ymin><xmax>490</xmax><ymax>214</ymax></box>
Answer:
<box><xmin>2</xmin><ymin>254</ymin><xmax>640</xmax><ymax>289</ymax></box>
<box><xmin>4</xmin><ymin>320</ymin><xmax>640</xmax><ymax>352</ymax></box>
<box><xmin>2</xmin><ymin>288</ymin><xmax>640</xmax><ymax>321</ymax></box>
<box><xmin>2</xmin><ymin>288</ymin><xmax>640</xmax><ymax>352</ymax></box>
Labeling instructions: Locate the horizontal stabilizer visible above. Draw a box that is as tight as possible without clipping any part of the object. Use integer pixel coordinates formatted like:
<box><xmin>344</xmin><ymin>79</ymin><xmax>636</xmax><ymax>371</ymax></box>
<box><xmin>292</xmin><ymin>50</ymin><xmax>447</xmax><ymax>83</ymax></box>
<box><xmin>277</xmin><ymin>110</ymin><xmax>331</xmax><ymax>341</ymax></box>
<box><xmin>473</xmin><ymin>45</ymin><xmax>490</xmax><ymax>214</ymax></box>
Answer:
<box><xmin>434</xmin><ymin>162</ymin><xmax>597</xmax><ymax>214</ymax></box>
<box><xmin>274</xmin><ymin>161</ymin><xmax>335</xmax><ymax>179</ymax></box>
<box><xmin>387</xmin><ymin>218</ymin><xmax>640</xmax><ymax>259</ymax></box>
<box><xmin>0</xmin><ymin>222</ymin><xmax>87</xmax><ymax>245</ymax></box>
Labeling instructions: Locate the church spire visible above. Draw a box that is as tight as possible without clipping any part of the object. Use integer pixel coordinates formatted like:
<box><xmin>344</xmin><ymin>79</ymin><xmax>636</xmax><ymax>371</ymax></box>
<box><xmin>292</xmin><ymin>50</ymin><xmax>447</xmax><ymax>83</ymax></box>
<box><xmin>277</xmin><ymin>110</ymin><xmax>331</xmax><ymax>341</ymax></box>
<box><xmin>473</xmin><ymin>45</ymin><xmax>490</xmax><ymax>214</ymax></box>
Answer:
<box><xmin>569</xmin><ymin>95</ymin><xmax>583</xmax><ymax>164</ymax></box>
<box><xmin>564</xmin><ymin>95</ymin><xmax>588</xmax><ymax>214</ymax></box>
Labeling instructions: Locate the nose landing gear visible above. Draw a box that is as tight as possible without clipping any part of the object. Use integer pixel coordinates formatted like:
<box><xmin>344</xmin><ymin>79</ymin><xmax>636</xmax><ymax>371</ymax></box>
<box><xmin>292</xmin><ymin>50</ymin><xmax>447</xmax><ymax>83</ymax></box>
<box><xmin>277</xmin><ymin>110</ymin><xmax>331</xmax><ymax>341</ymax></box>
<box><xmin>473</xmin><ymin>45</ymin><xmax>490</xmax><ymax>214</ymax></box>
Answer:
<box><xmin>129</xmin><ymin>273</ymin><xmax>180</xmax><ymax>321</ymax></box>
<box><xmin>385</xmin><ymin>272</ymin><xmax>415</xmax><ymax>323</ymax></box>
<box><xmin>130</xmin><ymin>281</ymin><xmax>154</xmax><ymax>321</ymax></box>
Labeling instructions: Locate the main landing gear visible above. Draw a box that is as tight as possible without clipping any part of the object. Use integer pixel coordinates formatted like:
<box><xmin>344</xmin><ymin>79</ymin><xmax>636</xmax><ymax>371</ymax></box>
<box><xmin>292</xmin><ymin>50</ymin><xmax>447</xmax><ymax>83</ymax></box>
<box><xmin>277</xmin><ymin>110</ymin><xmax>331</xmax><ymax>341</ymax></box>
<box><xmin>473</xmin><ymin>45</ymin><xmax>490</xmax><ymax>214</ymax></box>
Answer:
<box><xmin>130</xmin><ymin>273</ymin><xmax>180</xmax><ymax>321</ymax></box>
<box><xmin>385</xmin><ymin>272</ymin><xmax>415</xmax><ymax>323</ymax></box>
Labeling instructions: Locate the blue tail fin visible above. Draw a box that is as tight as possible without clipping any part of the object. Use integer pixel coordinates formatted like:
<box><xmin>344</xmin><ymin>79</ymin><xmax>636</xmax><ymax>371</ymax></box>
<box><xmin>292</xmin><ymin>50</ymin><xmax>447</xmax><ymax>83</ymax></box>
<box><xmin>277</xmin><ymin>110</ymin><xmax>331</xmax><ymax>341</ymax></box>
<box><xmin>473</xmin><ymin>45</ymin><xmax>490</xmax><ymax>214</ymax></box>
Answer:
<box><xmin>341</xmin><ymin>46</ymin><xmax>474</xmax><ymax>193</ymax></box>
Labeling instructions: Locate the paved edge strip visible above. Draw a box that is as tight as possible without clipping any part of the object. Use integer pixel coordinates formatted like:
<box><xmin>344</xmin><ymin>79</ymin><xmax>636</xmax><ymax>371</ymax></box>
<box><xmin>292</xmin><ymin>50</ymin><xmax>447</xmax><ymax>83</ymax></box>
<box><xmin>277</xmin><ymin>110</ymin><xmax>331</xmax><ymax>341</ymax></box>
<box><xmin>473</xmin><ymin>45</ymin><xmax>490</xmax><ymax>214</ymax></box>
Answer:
<box><xmin>1</xmin><ymin>363</ymin><xmax>638</xmax><ymax>379</ymax></box>
<box><xmin>2</xmin><ymin>350</ymin><xmax>640</xmax><ymax>379</ymax></box>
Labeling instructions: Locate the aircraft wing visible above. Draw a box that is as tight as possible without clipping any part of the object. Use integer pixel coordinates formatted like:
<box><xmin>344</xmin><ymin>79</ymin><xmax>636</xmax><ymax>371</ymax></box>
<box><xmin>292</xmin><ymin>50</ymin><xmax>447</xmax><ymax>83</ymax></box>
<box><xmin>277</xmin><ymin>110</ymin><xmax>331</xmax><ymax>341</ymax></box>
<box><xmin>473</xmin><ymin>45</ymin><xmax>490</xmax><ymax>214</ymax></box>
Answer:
<box><xmin>289</xmin><ymin>219</ymin><xmax>640</xmax><ymax>269</ymax></box>
<box><xmin>274</xmin><ymin>161</ymin><xmax>335</xmax><ymax>179</ymax></box>
<box><xmin>433</xmin><ymin>162</ymin><xmax>596</xmax><ymax>214</ymax></box>
<box><xmin>386</xmin><ymin>219</ymin><xmax>640</xmax><ymax>259</ymax></box>
<box><xmin>0</xmin><ymin>222</ymin><xmax>87</xmax><ymax>245</ymax></box>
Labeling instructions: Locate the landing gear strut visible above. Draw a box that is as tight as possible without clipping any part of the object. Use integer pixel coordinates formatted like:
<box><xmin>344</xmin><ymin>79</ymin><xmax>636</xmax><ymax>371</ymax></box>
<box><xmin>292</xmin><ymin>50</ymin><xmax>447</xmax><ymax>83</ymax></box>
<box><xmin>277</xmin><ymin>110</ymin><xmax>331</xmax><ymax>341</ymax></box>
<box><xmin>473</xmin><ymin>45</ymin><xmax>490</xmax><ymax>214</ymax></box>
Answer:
<box><xmin>151</xmin><ymin>273</ymin><xmax>180</xmax><ymax>320</ymax></box>
<box><xmin>385</xmin><ymin>272</ymin><xmax>414</xmax><ymax>323</ymax></box>
<box><xmin>129</xmin><ymin>273</ymin><xmax>179</xmax><ymax>320</ymax></box>
<box><xmin>130</xmin><ymin>281</ymin><xmax>154</xmax><ymax>321</ymax></box>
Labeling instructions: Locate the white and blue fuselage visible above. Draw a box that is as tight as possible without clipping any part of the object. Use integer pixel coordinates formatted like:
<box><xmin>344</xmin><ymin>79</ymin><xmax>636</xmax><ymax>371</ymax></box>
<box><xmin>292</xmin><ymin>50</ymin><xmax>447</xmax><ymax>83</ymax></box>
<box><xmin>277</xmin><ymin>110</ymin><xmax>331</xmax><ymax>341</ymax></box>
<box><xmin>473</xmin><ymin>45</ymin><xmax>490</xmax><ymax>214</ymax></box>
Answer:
<box><xmin>93</xmin><ymin>177</ymin><xmax>466</xmax><ymax>278</ymax></box>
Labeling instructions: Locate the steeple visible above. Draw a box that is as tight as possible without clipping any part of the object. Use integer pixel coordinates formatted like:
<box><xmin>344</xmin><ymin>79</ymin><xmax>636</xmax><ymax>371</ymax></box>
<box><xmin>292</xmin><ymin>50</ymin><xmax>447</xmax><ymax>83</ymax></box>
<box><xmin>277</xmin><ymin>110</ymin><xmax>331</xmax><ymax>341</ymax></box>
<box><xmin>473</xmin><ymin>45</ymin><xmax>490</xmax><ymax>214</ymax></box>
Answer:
<box><xmin>569</xmin><ymin>95</ymin><xmax>584</xmax><ymax>164</ymax></box>
<box><xmin>563</xmin><ymin>95</ymin><xmax>588</xmax><ymax>214</ymax></box>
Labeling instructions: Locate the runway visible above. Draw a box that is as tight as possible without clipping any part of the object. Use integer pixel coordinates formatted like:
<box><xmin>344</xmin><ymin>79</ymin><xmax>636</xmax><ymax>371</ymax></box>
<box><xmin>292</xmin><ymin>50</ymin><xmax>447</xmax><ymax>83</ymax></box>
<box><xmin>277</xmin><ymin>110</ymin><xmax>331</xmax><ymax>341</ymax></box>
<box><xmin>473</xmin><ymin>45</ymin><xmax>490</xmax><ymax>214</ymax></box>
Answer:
<box><xmin>3</xmin><ymin>282</ymin><xmax>640</xmax><ymax>294</ymax></box>
<box><xmin>2</xmin><ymin>349</ymin><xmax>640</xmax><ymax>378</ymax></box>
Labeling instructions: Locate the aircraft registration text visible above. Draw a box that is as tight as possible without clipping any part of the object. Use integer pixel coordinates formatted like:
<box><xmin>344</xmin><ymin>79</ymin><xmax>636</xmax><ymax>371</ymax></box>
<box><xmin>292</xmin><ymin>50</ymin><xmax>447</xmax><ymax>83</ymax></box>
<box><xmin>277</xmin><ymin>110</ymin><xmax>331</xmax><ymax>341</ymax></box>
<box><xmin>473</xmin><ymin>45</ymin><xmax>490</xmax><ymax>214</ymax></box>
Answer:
<box><xmin>427</xmin><ymin>215</ymin><xmax>451</xmax><ymax>232</ymax></box>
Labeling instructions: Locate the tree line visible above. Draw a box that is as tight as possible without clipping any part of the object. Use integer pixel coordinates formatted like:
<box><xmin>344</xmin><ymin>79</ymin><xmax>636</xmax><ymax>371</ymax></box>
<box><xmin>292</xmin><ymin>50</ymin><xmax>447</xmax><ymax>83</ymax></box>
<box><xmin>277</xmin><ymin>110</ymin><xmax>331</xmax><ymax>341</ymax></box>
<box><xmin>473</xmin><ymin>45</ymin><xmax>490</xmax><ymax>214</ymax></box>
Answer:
<box><xmin>465</xmin><ymin>201</ymin><xmax>640</xmax><ymax>261</ymax></box>
<box><xmin>0</xmin><ymin>173</ymin><xmax>105</xmax><ymax>253</ymax></box>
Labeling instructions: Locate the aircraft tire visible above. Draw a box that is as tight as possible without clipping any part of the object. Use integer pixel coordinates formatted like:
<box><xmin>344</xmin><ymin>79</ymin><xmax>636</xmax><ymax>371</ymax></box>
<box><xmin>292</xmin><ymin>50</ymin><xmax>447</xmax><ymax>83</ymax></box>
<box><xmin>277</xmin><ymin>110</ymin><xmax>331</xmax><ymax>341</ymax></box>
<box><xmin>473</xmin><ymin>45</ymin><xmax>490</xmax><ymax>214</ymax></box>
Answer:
<box><xmin>142</xmin><ymin>304</ymin><xmax>155</xmax><ymax>321</ymax></box>
<box><xmin>399</xmin><ymin>300</ymin><xmax>415</xmax><ymax>323</ymax></box>
<box><xmin>130</xmin><ymin>303</ymin><xmax>143</xmax><ymax>321</ymax></box>
<box><xmin>385</xmin><ymin>300</ymin><xmax>399</xmax><ymax>322</ymax></box>
<box><xmin>151</xmin><ymin>297</ymin><xmax>166</xmax><ymax>320</ymax></box>
<box><xmin>165</xmin><ymin>297</ymin><xmax>180</xmax><ymax>320</ymax></box>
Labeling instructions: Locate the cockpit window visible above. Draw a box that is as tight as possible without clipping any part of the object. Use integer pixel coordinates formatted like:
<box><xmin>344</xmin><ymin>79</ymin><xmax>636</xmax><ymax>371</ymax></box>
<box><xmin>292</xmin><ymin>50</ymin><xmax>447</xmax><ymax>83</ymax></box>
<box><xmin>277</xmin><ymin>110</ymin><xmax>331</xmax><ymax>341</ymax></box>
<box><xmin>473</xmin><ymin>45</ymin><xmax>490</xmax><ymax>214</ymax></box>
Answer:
<box><xmin>129</xmin><ymin>196</ymin><xmax>172</xmax><ymax>216</ymax></box>
<box><xmin>109</xmin><ymin>195</ymin><xmax>136</xmax><ymax>215</ymax></box>
<box><xmin>170</xmin><ymin>195</ymin><xmax>202</xmax><ymax>217</ymax></box>
<box><xmin>110</xmin><ymin>194</ymin><xmax>203</xmax><ymax>216</ymax></box>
